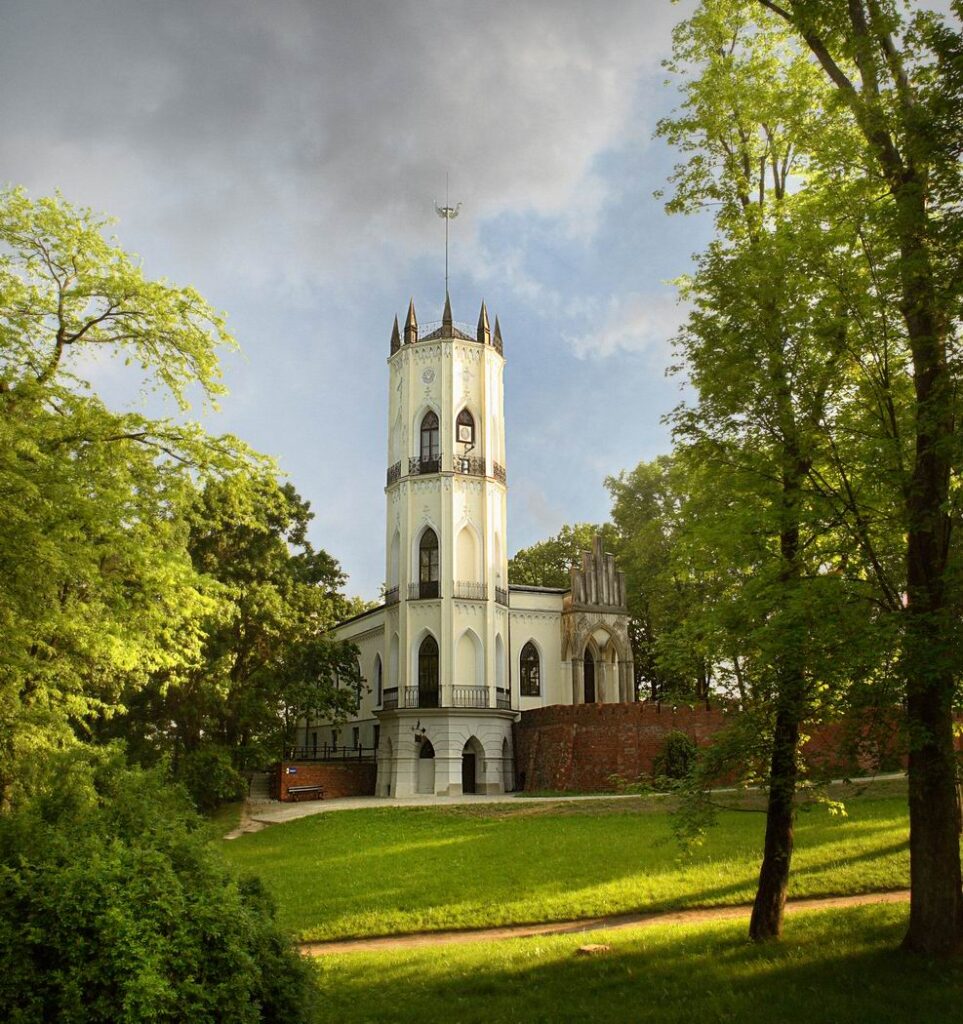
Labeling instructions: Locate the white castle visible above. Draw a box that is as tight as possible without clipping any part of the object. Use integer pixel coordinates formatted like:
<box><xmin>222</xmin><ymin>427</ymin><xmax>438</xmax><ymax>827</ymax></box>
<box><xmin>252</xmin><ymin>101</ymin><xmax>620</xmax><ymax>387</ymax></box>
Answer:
<box><xmin>310</xmin><ymin>295</ymin><xmax>634</xmax><ymax>797</ymax></box>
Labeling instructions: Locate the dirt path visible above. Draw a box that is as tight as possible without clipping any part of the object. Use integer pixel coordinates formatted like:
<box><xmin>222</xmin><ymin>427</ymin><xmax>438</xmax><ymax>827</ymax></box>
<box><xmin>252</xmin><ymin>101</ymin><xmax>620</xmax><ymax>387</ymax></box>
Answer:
<box><xmin>300</xmin><ymin>889</ymin><xmax>910</xmax><ymax>957</ymax></box>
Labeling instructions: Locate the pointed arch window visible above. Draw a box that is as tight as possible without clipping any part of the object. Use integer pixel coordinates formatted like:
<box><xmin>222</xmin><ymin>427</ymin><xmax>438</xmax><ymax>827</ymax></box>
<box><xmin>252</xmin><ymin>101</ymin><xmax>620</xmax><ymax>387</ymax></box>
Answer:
<box><xmin>456</xmin><ymin>408</ymin><xmax>475</xmax><ymax>447</ymax></box>
<box><xmin>520</xmin><ymin>641</ymin><xmax>541</xmax><ymax>697</ymax></box>
<box><xmin>418</xmin><ymin>528</ymin><xmax>439</xmax><ymax>598</ymax></box>
<box><xmin>420</xmin><ymin>411</ymin><xmax>440</xmax><ymax>471</ymax></box>
<box><xmin>418</xmin><ymin>635</ymin><xmax>439</xmax><ymax>708</ymax></box>
<box><xmin>374</xmin><ymin>654</ymin><xmax>383</xmax><ymax>706</ymax></box>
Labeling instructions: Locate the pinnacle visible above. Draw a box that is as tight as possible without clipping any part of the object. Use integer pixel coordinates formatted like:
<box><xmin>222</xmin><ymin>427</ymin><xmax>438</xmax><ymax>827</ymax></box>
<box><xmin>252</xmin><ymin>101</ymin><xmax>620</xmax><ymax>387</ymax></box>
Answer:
<box><xmin>477</xmin><ymin>301</ymin><xmax>490</xmax><ymax>345</ymax></box>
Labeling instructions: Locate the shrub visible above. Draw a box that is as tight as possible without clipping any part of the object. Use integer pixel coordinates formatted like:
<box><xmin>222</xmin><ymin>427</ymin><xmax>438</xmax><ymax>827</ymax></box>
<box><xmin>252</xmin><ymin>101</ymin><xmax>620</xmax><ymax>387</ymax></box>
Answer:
<box><xmin>0</xmin><ymin>748</ymin><xmax>314</xmax><ymax>1023</ymax></box>
<box><xmin>178</xmin><ymin>744</ymin><xmax>248</xmax><ymax>812</ymax></box>
<box><xmin>652</xmin><ymin>730</ymin><xmax>698</xmax><ymax>788</ymax></box>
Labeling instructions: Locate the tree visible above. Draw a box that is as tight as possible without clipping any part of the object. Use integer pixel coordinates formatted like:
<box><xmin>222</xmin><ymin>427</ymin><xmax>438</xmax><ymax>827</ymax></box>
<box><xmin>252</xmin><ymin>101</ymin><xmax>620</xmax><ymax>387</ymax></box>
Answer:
<box><xmin>742</xmin><ymin>0</ymin><xmax>963</xmax><ymax>958</ymax></box>
<box><xmin>114</xmin><ymin>473</ymin><xmax>362</xmax><ymax>793</ymax></box>
<box><xmin>508</xmin><ymin>523</ymin><xmax>617</xmax><ymax>588</ymax></box>
<box><xmin>0</xmin><ymin>188</ymin><xmax>251</xmax><ymax>807</ymax></box>
<box><xmin>606</xmin><ymin>455</ymin><xmax>716</xmax><ymax>700</ymax></box>
<box><xmin>660</xmin><ymin>1</ymin><xmax>904</xmax><ymax>940</ymax></box>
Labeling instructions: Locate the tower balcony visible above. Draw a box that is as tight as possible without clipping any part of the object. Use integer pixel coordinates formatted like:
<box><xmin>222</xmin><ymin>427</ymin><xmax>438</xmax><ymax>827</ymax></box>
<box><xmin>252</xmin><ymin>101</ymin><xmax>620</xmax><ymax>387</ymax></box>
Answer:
<box><xmin>409</xmin><ymin>454</ymin><xmax>441</xmax><ymax>476</ymax></box>
<box><xmin>408</xmin><ymin>580</ymin><xmax>440</xmax><ymax>600</ymax></box>
<box><xmin>383</xmin><ymin>685</ymin><xmax>514</xmax><ymax>711</ymax></box>
<box><xmin>453</xmin><ymin>581</ymin><xmax>487</xmax><ymax>601</ymax></box>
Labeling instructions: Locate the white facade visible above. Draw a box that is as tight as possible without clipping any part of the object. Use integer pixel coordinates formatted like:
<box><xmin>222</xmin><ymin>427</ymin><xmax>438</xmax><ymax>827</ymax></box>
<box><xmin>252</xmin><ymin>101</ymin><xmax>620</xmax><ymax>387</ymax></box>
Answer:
<box><xmin>309</xmin><ymin>296</ymin><xmax>634</xmax><ymax>797</ymax></box>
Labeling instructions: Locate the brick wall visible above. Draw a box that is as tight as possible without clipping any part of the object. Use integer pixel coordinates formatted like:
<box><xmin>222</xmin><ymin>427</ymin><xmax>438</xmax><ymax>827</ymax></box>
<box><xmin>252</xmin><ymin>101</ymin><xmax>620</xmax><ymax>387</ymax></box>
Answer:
<box><xmin>512</xmin><ymin>703</ymin><xmax>952</xmax><ymax>793</ymax></box>
<box><xmin>275</xmin><ymin>760</ymin><xmax>377</xmax><ymax>801</ymax></box>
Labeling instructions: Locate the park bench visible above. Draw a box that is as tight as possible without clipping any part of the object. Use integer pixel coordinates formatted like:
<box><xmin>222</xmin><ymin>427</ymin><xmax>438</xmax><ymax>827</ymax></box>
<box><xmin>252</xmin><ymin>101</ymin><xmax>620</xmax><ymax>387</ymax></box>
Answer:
<box><xmin>287</xmin><ymin>784</ymin><xmax>324</xmax><ymax>802</ymax></box>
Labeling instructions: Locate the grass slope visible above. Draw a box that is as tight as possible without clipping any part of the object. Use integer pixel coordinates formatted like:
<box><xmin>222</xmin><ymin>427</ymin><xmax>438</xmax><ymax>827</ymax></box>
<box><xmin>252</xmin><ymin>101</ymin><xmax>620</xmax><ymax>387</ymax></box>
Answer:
<box><xmin>314</xmin><ymin>904</ymin><xmax>963</xmax><ymax>1024</ymax></box>
<box><xmin>223</xmin><ymin>782</ymin><xmax>911</xmax><ymax>941</ymax></box>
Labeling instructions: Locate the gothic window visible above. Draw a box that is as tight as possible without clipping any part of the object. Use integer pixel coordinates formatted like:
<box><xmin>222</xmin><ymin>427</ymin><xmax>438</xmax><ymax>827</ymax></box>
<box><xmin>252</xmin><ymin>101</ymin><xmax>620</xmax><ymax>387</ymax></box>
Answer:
<box><xmin>520</xmin><ymin>641</ymin><xmax>540</xmax><ymax>697</ymax></box>
<box><xmin>374</xmin><ymin>654</ymin><xmax>383</xmax><ymax>706</ymax></box>
<box><xmin>419</xmin><ymin>528</ymin><xmax>439</xmax><ymax>597</ymax></box>
<box><xmin>420</xmin><ymin>410</ymin><xmax>440</xmax><ymax>465</ymax></box>
<box><xmin>418</xmin><ymin>635</ymin><xmax>439</xmax><ymax>707</ymax></box>
<box><xmin>456</xmin><ymin>408</ymin><xmax>475</xmax><ymax>447</ymax></box>
<box><xmin>583</xmin><ymin>649</ymin><xmax>596</xmax><ymax>704</ymax></box>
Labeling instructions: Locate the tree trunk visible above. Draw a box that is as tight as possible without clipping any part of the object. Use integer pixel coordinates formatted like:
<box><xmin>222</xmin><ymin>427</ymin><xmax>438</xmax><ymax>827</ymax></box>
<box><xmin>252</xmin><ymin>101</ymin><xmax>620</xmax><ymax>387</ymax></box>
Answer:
<box><xmin>749</xmin><ymin>701</ymin><xmax>801</xmax><ymax>940</ymax></box>
<box><xmin>896</xmin><ymin>180</ymin><xmax>962</xmax><ymax>955</ymax></box>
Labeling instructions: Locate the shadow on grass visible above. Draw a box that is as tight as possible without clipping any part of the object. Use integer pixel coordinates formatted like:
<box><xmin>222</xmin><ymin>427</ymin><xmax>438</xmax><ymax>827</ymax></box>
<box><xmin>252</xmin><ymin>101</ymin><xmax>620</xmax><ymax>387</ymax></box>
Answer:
<box><xmin>315</xmin><ymin>906</ymin><xmax>963</xmax><ymax>1024</ymax></box>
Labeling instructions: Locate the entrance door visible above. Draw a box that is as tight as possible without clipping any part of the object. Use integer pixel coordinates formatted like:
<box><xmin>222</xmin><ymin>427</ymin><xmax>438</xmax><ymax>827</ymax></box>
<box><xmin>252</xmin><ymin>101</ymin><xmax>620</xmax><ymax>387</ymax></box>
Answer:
<box><xmin>584</xmin><ymin>649</ymin><xmax>596</xmax><ymax>703</ymax></box>
<box><xmin>417</xmin><ymin>738</ymin><xmax>435</xmax><ymax>794</ymax></box>
<box><xmin>462</xmin><ymin>752</ymin><xmax>476</xmax><ymax>794</ymax></box>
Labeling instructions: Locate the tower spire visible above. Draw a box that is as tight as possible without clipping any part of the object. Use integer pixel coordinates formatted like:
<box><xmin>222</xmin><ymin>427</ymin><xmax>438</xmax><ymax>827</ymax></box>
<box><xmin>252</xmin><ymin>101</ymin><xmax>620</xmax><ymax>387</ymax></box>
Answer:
<box><xmin>390</xmin><ymin>315</ymin><xmax>401</xmax><ymax>354</ymax></box>
<box><xmin>404</xmin><ymin>298</ymin><xmax>418</xmax><ymax>345</ymax></box>
<box><xmin>477</xmin><ymin>301</ymin><xmax>490</xmax><ymax>345</ymax></box>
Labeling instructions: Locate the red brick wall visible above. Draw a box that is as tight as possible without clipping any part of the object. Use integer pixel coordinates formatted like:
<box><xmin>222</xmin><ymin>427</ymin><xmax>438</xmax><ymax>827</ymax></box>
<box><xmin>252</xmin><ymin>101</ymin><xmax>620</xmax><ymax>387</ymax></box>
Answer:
<box><xmin>276</xmin><ymin>761</ymin><xmax>377</xmax><ymax>801</ymax></box>
<box><xmin>512</xmin><ymin>703</ymin><xmax>956</xmax><ymax>793</ymax></box>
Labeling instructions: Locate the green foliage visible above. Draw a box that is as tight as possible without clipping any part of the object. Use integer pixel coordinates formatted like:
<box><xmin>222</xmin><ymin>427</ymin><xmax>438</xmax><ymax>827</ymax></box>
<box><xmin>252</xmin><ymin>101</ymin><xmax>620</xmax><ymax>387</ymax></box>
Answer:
<box><xmin>0</xmin><ymin>749</ymin><xmax>315</xmax><ymax>1023</ymax></box>
<box><xmin>178</xmin><ymin>745</ymin><xmax>248</xmax><ymax>813</ymax></box>
<box><xmin>112</xmin><ymin>473</ymin><xmax>362</xmax><ymax>782</ymax></box>
<box><xmin>652</xmin><ymin>730</ymin><xmax>698</xmax><ymax>787</ymax></box>
<box><xmin>0</xmin><ymin>187</ymin><xmax>256</xmax><ymax>807</ymax></box>
<box><xmin>509</xmin><ymin>523</ymin><xmax>618</xmax><ymax>588</ymax></box>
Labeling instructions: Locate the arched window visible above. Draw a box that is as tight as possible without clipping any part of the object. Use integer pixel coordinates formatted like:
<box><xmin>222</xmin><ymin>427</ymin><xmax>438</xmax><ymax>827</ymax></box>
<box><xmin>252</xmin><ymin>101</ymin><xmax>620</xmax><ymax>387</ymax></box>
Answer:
<box><xmin>420</xmin><ymin>411</ymin><xmax>440</xmax><ymax>469</ymax></box>
<box><xmin>418</xmin><ymin>635</ymin><xmax>439</xmax><ymax>708</ymax></box>
<box><xmin>520</xmin><ymin>641</ymin><xmax>540</xmax><ymax>697</ymax></box>
<box><xmin>583</xmin><ymin>648</ymin><xmax>596</xmax><ymax>704</ymax></box>
<box><xmin>374</xmin><ymin>654</ymin><xmax>383</xmax><ymax>706</ymax></box>
<box><xmin>418</xmin><ymin>528</ymin><xmax>439</xmax><ymax>598</ymax></box>
<box><xmin>456</xmin><ymin>408</ymin><xmax>475</xmax><ymax>446</ymax></box>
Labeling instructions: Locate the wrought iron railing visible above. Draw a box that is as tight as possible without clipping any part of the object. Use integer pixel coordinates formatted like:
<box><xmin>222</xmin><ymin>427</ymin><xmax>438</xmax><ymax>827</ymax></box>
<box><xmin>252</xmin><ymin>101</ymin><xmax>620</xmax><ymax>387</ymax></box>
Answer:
<box><xmin>382</xmin><ymin>687</ymin><xmax>398</xmax><ymax>710</ymax></box>
<box><xmin>408</xmin><ymin>580</ymin><xmax>439</xmax><ymax>600</ymax></box>
<box><xmin>495</xmin><ymin>586</ymin><xmax>509</xmax><ymax>607</ymax></box>
<box><xmin>496</xmin><ymin>688</ymin><xmax>512</xmax><ymax>710</ymax></box>
<box><xmin>452</xmin><ymin>686</ymin><xmax>489</xmax><ymax>708</ymax></box>
<box><xmin>384</xmin><ymin>586</ymin><xmax>399</xmax><ymax>606</ymax></box>
<box><xmin>386</xmin><ymin>461</ymin><xmax>401</xmax><ymax>486</ymax></box>
<box><xmin>454</xmin><ymin>581</ymin><xmax>487</xmax><ymax>601</ymax></box>
<box><xmin>493</xmin><ymin>461</ymin><xmax>506</xmax><ymax>483</ymax></box>
<box><xmin>409</xmin><ymin>455</ymin><xmax>441</xmax><ymax>476</ymax></box>
<box><xmin>454</xmin><ymin>455</ymin><xmax>485</xmax><ymax>477</ymax></box>
<box><xmin>286</xmin><ymin>744</ymin><xmax>377</xmax><ymax>762</ymax></box>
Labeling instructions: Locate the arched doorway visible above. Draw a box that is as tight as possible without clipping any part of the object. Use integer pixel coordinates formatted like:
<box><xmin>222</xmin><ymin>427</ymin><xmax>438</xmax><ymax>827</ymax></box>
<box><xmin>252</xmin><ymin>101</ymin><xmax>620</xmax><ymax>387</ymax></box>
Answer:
<box><xmin>417</xmin><ymin>737</ymin><xmax>435</xmax><ymax>794</ymax></box>
<box><xmin>418</xmin><ymin>635</ymin><xmax>439</xmax><ymax>707</ymax></box>
<box><xmin>584</xmin><ymin>648</ymin><xmax>596</xmax><ymax>703</ymax></box>
<box><xmin>462</xmin><ymin>736</ymin><xmax>483</xmax><ymax>795</ymax></box>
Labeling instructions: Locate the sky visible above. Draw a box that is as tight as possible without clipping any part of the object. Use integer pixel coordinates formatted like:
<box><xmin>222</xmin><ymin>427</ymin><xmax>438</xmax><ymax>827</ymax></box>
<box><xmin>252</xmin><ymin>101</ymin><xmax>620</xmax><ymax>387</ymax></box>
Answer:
<box><xmin>3</xmin><ymin>0</ymin><xmax>945</xmax><ymax>600</ymax></box>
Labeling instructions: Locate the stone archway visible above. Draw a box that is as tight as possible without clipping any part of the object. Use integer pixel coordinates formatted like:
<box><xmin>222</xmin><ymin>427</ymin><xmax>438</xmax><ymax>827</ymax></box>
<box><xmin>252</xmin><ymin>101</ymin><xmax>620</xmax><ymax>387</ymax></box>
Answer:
<box><xmin>417</xmin><ymin>737</ymin><xmax>436</xmax><ymax>794</ymax></box>
<box><xmin>461</xmin><ymin>736</ymin><xmax>484</xmax><ymax>794</ymax></box>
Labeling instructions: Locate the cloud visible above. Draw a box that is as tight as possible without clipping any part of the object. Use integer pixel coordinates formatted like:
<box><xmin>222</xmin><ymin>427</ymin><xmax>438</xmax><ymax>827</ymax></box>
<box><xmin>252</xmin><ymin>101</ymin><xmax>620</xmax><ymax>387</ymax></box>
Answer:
<box><xmin>566</xmin><ymin>291</ymin><xmax>686</xmax><ymax>360</ymax></box>
<box><xmin>0</xmin><ymin>0</ymin><xmax>689</xmax><ymax>296</ymax></box>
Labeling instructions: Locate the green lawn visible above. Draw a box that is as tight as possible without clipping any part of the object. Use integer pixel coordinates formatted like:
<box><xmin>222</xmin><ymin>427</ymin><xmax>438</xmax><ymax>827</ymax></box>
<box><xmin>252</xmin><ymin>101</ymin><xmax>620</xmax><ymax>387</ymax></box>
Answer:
<box><xmin>222</xmin><ymin>781</ymin><xmax>912</xmax><ymax>941</ymax></box>
<box><xmin>313</xmin><ymin>904</ymin><xmax>963</xmax><ymax>1024</ymax></box>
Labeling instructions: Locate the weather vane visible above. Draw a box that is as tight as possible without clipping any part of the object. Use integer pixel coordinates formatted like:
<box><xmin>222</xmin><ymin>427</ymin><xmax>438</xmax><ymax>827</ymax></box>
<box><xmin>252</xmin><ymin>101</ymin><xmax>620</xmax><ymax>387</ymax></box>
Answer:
<box><xmin>434</xmin><ymin>173</ymin><xmax>461</xmax><ymax>294</ymax></box>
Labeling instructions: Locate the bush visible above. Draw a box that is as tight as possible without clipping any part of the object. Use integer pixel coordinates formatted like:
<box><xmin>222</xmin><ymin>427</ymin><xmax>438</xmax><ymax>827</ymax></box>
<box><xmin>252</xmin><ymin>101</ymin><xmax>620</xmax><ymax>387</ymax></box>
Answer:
<box><xmin>652</xmin><ymin>730</ymin><xmax>698</xmax><ymax>788</ymax></box>
<box><xmin>0</xmin><ymin>749</ymin><xmax>314</xmax><ymax>1023</ymax></box>
<box><xmin>178</xmin><ymin>744</ymin><xmax>248</xmax><ymax>812</ymax></box>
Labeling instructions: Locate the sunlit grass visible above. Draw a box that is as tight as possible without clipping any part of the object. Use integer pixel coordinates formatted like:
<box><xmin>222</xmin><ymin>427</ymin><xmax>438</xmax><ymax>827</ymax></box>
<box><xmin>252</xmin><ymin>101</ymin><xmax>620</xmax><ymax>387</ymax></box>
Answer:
<box><xmin>222</xmin><ymin>780</ymin><xmax>915</xmax><ymax>941</ymax></box>
<box><xmin>312</xmin><ymin>905</ymin><xmax>962</xmax><ymax>1024</ymax></box>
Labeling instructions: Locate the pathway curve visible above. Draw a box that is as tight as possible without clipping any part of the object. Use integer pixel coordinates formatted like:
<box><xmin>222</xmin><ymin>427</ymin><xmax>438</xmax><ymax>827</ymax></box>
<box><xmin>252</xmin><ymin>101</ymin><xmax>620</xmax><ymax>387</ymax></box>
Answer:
<box><xmin>300</xmin><ymin>889</ymin><xmax>910</xmax><ymax>957</ymax></box>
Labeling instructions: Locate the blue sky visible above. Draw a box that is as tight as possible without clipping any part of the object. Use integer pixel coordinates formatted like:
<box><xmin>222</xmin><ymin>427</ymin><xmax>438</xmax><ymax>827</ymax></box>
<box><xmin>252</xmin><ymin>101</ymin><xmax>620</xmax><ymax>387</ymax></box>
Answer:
<box><xmin>12</xmin><ymin>0</ymin><xmax>927</xmax><ymax>600</ymax></box>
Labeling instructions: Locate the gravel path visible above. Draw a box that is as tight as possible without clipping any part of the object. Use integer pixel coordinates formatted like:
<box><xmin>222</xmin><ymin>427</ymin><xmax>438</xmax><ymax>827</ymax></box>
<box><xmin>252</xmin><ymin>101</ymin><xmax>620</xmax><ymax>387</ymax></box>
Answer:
<box><xmin>300</xmin><ymin>889</ymin><xmax>910</xmax><ymax>957</ymax></box>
